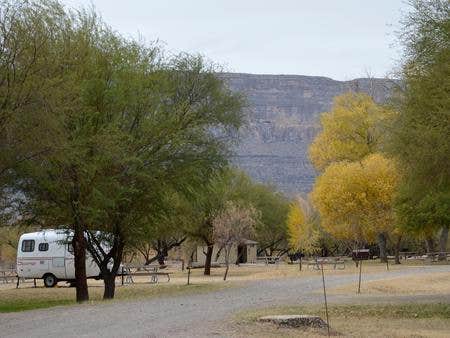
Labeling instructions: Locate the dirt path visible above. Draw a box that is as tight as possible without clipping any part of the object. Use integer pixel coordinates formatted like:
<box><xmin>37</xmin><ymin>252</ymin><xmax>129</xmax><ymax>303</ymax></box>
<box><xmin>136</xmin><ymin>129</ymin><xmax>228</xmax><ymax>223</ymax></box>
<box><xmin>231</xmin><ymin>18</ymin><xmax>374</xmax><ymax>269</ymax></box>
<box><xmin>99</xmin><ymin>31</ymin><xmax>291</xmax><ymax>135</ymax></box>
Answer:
<box><xmin>1</xmin><ymin>265</ymin><xmax>449</xmax><ymax>338</ymax></box>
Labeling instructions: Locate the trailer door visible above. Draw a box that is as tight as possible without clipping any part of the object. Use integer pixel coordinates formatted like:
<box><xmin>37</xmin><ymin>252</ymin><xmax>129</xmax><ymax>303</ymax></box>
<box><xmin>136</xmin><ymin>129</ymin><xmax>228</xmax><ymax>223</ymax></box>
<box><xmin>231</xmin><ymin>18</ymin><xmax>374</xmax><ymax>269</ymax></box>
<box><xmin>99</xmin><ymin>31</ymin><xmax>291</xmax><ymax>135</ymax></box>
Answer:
<box><xmin>36</xmin><ymin>242</ymin><xmax>50</xmax><ymax>275</ymax></box>
<box><xmin>64</xmin><ymin>242</ymin><xmax>75</xmax><ymax>279</ymax></box>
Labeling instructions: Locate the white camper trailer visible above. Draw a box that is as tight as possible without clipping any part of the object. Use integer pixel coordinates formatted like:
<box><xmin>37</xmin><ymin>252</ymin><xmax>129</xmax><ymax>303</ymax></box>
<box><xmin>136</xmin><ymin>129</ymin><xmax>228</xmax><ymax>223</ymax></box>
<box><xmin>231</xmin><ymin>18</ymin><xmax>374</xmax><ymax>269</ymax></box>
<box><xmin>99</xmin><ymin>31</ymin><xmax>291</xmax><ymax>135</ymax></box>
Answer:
<box><xmin>17</xmin><ymin>230</ymin><xmax>101</xmax><ymax>287</ymax></box>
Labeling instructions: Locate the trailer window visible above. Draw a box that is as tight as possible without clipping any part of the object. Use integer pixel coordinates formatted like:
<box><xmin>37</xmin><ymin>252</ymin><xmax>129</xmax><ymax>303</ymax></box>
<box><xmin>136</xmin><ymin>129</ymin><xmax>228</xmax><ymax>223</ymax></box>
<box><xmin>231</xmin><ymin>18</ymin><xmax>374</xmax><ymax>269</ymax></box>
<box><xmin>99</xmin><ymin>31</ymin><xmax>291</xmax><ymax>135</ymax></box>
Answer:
<box><xmin>38</xmin><ymin>243</ymin><xmax>49</xmax><ymax>251</ymax></box>
<box><xmin>21</xmin><ymin>240</ymin><xmax>35</xmax><ymax>252</ymax></box>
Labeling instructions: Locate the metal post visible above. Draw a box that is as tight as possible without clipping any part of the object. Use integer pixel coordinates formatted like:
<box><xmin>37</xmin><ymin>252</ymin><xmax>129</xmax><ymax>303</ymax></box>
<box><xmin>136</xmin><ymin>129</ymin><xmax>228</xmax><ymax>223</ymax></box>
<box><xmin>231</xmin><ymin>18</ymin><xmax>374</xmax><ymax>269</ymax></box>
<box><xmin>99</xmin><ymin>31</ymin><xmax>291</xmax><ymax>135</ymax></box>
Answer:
<box><xmin>121</xmin><ymin>266</ymin><xmax>124</xmax><ymax>286</ymax></box>
<box><xmin>321</xmin><ymin>262</ymin><xmax>330</xmax><ymax>337</ymax></box>
<box><xmin>187</xmin><ymin>267</ymin><xmax>191</xmax><ymax>285</ymax></box>
<box><xmin>299</xmin><ymin>256</ymin><xmax>302</xmax><ymax>271</ymax></box>
<box><xmin>357</xmin><ymin>259</ymin><xmax>362</xmax><ymax>294</ymax></box>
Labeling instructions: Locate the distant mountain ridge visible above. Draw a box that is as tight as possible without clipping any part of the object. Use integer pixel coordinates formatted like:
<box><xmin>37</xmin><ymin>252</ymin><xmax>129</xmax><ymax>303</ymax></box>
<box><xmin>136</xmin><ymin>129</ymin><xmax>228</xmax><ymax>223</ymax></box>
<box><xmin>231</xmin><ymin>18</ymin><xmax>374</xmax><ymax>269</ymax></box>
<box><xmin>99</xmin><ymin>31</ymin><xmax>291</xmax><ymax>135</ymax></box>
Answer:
<box><xmin>220</xmin><ymin>73</ymin><xmax>395</xmax><ymax>195</ymax></box>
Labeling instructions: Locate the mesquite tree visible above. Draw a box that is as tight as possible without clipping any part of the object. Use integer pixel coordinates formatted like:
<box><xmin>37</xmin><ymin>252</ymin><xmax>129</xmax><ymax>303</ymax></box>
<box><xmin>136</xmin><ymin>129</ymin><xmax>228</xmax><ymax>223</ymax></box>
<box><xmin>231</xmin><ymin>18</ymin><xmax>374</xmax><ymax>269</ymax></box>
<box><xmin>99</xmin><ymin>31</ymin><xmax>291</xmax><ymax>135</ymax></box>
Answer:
<box><xmin>4</xmin><ymin>1</ymin><xmax>118</xmax><ymax>302</ymax></box>
<box><xmin>79</xmin><ymin>51</ymin><xmax>244</xmax><ymax>299</ymax></box>
<box><xmin>388</xmin><ymin>0</ymin><xmax>450</xmax><ymax>258</ymax></box>
<box><xmin>7</xmin><ymin>1</ymin><xmax>244</xmax><ymax>301</ymax></box>
<box><xmin>186</xmin><ymin>170</ymin><xmax>252</xmax><ymax>276</ymax></box>
<box><xmin>131</xmin><ymin>192</ymin><xmax>192</xmax><ymax>266</ymax></box>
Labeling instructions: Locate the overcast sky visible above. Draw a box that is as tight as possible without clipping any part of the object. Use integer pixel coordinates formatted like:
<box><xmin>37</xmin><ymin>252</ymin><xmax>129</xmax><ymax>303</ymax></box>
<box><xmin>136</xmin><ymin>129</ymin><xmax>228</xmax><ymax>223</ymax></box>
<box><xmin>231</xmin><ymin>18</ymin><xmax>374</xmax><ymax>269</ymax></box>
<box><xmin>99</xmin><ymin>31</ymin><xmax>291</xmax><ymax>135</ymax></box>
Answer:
<box><xmin>61</xmin><ymin>0</ymin><xmax>408</xmax><ymax>80</ymax></box>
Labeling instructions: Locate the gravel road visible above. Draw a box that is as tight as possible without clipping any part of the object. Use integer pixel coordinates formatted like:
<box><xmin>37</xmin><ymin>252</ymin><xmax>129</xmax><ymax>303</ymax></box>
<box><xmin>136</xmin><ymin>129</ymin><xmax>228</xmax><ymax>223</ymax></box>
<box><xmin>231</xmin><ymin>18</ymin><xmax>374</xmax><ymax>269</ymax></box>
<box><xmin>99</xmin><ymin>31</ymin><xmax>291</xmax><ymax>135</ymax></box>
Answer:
<box><xmin>1</xmin><ymin>265</ymin><xmax>449</xmax><ymax>338</ymax></box>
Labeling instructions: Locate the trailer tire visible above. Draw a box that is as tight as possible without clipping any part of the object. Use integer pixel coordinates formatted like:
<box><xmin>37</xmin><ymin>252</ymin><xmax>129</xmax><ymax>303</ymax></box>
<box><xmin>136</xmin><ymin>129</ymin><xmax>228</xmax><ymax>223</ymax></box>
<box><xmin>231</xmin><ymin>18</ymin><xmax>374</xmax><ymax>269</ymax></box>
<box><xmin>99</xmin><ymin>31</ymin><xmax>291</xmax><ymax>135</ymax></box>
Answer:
<box><xmin>43</xmin><ymin>274</ymin><xmax>58</xmax><ymax>288</ymax></box>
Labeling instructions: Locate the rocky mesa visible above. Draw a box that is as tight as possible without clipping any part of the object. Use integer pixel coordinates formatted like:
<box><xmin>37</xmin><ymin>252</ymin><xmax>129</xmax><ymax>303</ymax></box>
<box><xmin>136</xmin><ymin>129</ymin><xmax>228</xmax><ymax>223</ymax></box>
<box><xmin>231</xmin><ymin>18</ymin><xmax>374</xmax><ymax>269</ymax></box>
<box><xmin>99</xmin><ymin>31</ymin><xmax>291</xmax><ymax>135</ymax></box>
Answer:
<box><xmin>221</xmin><ymin>73</ymin><xmax>394</xmax><ymax>195</ymax></box>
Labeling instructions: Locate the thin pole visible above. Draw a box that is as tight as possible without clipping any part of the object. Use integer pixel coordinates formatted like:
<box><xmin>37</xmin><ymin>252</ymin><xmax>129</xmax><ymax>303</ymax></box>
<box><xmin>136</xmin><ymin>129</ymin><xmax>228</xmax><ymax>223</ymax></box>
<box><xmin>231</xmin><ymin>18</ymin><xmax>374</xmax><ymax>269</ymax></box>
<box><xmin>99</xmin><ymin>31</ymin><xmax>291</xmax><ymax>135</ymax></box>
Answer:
<box><xmin>357</xmin><ymin>259</ymin><xmax>362</xmax><ymax>294</ymax></box>
<box><xmin>187</xmin><ymin>267</ymin><xmax>191</xmax><ymax>285</ymax></box>
<box><xmin>321</xmin><ymin>262</ymin><xmax>330</xmax><ymax>337</ymax></box>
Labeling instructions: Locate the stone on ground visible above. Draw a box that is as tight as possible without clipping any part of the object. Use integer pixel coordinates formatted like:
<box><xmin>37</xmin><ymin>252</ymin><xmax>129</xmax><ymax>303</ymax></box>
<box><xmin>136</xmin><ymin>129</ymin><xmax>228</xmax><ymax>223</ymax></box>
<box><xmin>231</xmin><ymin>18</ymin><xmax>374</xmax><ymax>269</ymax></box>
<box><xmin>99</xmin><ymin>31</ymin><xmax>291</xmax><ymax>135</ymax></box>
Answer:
<box><xmin>258</xmin><ymin>315</ymin><xmax>328</xmax><ymax>328</ymax></box>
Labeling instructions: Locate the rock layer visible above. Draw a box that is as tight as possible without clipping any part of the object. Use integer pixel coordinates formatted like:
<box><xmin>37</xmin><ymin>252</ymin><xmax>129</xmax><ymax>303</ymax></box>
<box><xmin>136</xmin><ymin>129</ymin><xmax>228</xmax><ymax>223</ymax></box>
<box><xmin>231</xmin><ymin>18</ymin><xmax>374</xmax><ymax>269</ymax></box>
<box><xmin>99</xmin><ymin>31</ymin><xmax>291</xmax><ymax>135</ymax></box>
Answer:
<box><xmin>222</xmin><ymin>73</ymin><xmax>394</xmax><ymax>195</ymax></box>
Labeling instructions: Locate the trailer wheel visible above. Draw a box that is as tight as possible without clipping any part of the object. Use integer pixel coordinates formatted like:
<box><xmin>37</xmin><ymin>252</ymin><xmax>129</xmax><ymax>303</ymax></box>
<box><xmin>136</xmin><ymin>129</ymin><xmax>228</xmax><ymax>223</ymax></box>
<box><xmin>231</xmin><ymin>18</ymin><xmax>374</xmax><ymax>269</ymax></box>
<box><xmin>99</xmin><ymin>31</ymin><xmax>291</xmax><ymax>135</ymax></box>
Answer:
<box><xmin>43</xmin><ymin>274</ymin><xmax>58</xmax><ymax>288</ymax></box>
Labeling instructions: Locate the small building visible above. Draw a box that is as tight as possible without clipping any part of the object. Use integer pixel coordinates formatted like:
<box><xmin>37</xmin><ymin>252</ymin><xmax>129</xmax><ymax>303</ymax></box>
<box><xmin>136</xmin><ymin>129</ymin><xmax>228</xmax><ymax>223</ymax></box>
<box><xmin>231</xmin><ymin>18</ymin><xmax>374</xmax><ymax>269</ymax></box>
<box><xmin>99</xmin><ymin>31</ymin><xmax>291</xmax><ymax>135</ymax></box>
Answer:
<box><xmin>193</xmin><ymin>240</ymin><xmax>258</xmax><ymax>265</ymax></box>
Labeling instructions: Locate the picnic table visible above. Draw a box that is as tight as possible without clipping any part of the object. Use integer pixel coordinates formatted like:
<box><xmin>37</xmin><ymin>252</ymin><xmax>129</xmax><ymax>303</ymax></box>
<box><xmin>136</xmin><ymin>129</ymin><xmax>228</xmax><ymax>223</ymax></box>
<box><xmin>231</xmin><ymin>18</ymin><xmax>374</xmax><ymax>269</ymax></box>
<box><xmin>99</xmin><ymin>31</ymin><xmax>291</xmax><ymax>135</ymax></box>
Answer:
<box><xmin>121</xmin><ymin>264</ymin><xmax>172</xmax><ymax>285</ymax></box>
<box><xmin>0</xmin><ymin>268</ymin><xmax>17</xmax><ymax>284</ymax></box>
<box><xmin>399</xmin><ymin>251</ymin><xmax>450</xmax><ymax>262</ymax></box>
<box><xmin>0</xmin><ymin>268</ymin><xmax>37</xmax><ymax>288</ymax></box>
<box><xmin>306</xmin><ymin>257</ymin><xmax>346</xmax><ymax>270</ymax></box>
<box><xmin>257</xmin><ymin>256</ymin><xmax>281</xmax><ymax>265</ymax></box>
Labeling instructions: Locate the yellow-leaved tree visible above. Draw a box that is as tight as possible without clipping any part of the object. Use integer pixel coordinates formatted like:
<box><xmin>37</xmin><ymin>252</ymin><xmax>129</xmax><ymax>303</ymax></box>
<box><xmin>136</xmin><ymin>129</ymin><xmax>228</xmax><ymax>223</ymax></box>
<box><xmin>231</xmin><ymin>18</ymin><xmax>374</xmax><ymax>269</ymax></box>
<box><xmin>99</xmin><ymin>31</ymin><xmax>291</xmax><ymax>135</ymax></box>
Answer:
<box><xmin>309</xmin><ymin>92</ymin><xmax>401</xmax><ymax>262</ymax></box>
<box><xmin>286</xmin><ymin>197</ymin><xmax>321</xmax><ymax>255</ymax></box>
<box><xmin>311</xmin><ymin>153</ymin><xmax>400</xmax><ymax>259</ymax></box>
<box><xmin>309</xmin><ymin>92</ymin><xmax>393</xmax><ymax>172</ymax></box>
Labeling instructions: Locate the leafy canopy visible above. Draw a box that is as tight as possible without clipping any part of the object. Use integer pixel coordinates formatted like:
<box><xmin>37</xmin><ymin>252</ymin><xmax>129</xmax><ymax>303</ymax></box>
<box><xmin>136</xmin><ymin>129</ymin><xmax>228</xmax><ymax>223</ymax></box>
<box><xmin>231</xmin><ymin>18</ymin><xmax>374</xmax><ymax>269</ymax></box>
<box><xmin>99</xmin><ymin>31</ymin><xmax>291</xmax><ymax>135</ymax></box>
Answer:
<box><xmin>309</xmin><ymin>92</ymin><xmax>393</xmax><ymax>172</ymax></box>
<box><xmin>389</xmin><ymin>0</ymin><xmax>450</xmax><ymax>232</ymax></box>
<box><xmin>311</xmin><ymin>154</ymin><xmax>400</xmax><ymax>243</ymax></box>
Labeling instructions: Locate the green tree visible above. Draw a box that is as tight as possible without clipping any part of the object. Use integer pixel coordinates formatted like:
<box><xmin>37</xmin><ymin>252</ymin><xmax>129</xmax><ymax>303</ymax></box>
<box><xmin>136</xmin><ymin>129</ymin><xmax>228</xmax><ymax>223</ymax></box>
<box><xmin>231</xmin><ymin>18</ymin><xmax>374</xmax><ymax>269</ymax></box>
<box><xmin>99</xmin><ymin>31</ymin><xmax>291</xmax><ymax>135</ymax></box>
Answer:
<box><xmin>389</xmin><ymin>0</ymin><xmax>450</xmax><ymax>258</ymax></box>
<box><xmin>0</xmin><ymin>0</ymin><xmax>67</xmax><ymax>224</ymax></box>
<box><xmin>79</xmin><ymin>52</ymin><xmax>245</xmax><ymax>299</ymax></box>
<box><xmin>131</xmin><ymin>191</ymin><xmax>191</xmax><ymax>265</ymax></box>
<box><xmin>185</xmin><ymin>169</ymin><xmax>240</xmax><ymax>276</ymax></box>
<box><xmin>247</xmin><ymin>183</ymin><xmax>290</xmax><ymax>257</ymax></box>
<box><xmin>9</xmin><ymin>3</ymin><xmax>244</xmax><ymax>301</ymax></box>
<box><xmin>186</xmin><ymin>169</ymin><xmax>290</xmax><ymax>275</ymax></box>
<box><xmin>2</xmin><ymin>0</ymin><xmax>112</xmax><ymax>302</ymax></box>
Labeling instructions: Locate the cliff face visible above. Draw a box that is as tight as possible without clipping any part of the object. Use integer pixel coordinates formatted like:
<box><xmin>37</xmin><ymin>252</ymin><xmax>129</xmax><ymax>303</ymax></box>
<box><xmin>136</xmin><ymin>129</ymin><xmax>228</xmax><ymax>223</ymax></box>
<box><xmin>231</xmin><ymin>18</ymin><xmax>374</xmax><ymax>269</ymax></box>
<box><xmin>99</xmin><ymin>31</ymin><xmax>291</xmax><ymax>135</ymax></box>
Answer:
<box><xmin>221</xmin><ymin>73</ymin><xmax>393</xmax><ymax>195</ymax></box>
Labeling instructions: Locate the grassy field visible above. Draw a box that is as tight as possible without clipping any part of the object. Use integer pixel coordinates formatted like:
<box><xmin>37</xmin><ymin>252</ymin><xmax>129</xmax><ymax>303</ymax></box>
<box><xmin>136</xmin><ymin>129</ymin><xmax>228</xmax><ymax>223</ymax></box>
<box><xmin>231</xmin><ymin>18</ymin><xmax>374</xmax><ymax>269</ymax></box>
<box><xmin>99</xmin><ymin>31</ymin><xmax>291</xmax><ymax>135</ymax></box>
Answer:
<box><xmin>234</xmin><ymin>303</ymin><xmax>450</xmax><ymax>337</ymax></box>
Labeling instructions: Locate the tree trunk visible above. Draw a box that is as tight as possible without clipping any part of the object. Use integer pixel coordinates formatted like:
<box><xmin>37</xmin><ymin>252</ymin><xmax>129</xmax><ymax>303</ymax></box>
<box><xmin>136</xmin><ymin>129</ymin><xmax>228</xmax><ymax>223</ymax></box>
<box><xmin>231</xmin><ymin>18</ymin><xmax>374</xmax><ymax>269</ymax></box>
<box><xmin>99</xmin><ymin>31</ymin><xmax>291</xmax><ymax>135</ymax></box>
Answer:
<box><xmin>73</xmin><ymin>228</ymin><xmax>89</xmax><ymax>302</ymax></box>
<box><xmin>204</xmin><ymin>243</ymin><xmax>214</xmax><ymax>276</ymax></box>
<box><xmin>394</xmin><ymin>236</ymin><xmax>402</xmax><ymax>264</ymax></box>
<box><xmin>223</xmin><ymin>247</ymin><xmax>230</xmax><ymax>281</ymax></box>
<box><xmin>425</xmin><ymin>236</ymin><xmax>436</xmax><ymax>257</ymax></box>
<box><xmin>103</xmin><ymin>272</ymin><xmax>116</xmax><ymax>299</ymax></box>
<box><xmin>156</xmin><ymin>240</ymin><xmax>168</xmax><ymax>266</ymax></box>
<box><xmin>157</xmin><ymin>252</ymin><xmax>165</xmax><ymax>266</ymax></box>
<box><xmin>438</xmin><ymin>227</ymin><xmax>449</xmax><ymax>261</ymax></box>
<box><xmin>85</xmin><ymin>232</ymin><xmax>124</xmax><ymax>300</ymax></box>
<box><xmin>377</xmin><ymin>233</ymin><xmax>388</xmax><ymax>263</ymax></box>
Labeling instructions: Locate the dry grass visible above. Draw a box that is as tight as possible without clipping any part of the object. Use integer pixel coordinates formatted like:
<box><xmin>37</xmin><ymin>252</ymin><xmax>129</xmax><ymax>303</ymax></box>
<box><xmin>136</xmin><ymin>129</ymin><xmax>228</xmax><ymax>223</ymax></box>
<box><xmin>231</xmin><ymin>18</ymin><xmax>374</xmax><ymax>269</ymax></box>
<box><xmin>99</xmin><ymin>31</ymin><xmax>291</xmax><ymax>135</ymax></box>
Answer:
<box><xmin>231</xmin><ymin>316</ymin><xmax>450</xmax><ymax>337</ymax></box>
<box><xmin>327</xmin><ymin>271</ymin><xmax>450</xmax><ymax>295</ymax></box>
<box><xmin>0</xmin><ymin>261</ymin><xmax>435</xmax><ymax>313</ymax></box>
<box><xmin>0</xmin><ymin>272</ymin><xmax>234</xmax><ymax>312</ymax></box>
<box><xmin>173</xmin><ymin>260</ymin><xmax>418</xmax><ymax>283</ymax></box>
<box><xmin>232</xmin><ymin>303</ymin><xmax>450</xmax><ymax>337</ymax></box>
